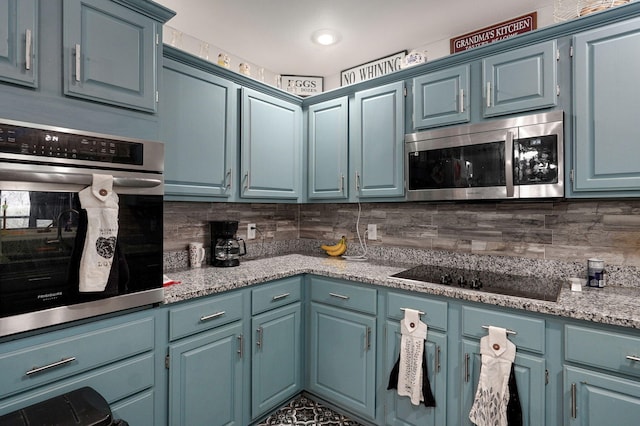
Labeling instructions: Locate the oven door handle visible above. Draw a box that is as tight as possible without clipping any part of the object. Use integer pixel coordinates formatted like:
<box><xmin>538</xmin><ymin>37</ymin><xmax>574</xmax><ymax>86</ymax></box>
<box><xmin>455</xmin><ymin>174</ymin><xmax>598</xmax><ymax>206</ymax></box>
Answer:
<box><xmin>0</xmin><ymin>169</ymin><xmax>162</xmax><ymax>189</ymax></box>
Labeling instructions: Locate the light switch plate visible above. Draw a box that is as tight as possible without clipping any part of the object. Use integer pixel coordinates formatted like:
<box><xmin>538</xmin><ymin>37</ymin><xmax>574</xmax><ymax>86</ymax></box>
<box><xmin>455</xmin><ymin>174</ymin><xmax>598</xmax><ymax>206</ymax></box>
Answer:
<box><xmin>247</xmin><ymin>223</ymin><xmax>256</xmax><ymax>240</ymax></box>
<box><xmin>367</xmin><ymin>224</ymin><xmax>377</xmax><ymax>240</ymax></box>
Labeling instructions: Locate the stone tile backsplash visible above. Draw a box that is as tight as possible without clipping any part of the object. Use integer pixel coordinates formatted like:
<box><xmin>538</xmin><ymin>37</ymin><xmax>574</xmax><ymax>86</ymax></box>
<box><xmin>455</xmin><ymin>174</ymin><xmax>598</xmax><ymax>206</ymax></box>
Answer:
<box><xmin>164</xmin><ymin>199</ymin><xmax>640</xmax><ymax>284</ymax></box>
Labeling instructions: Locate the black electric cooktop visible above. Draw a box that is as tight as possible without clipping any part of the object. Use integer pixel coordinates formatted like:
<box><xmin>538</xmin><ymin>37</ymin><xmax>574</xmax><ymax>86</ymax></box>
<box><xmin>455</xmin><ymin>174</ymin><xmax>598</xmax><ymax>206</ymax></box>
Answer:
<box><xmin>390</xmin><ymin>264</ymin><xmax>563</xmax><ymax>302</ymax></box>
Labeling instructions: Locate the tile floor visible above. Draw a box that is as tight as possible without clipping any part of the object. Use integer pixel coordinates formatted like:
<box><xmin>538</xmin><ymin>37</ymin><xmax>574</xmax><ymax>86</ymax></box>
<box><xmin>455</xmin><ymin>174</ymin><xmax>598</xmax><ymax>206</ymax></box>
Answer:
<box><xmin>256</xmin><ymin>394</ymin><xmax>364</xmax><ymax>426</ymax></box>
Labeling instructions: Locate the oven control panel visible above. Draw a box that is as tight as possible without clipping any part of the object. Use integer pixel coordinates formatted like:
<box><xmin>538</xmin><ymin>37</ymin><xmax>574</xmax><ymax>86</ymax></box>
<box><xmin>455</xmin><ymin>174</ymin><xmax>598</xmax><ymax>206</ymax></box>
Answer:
<box><xmin>0</xmin><ymin>122</ymin><xmax>143</xmax><ymax>165</ymax></box>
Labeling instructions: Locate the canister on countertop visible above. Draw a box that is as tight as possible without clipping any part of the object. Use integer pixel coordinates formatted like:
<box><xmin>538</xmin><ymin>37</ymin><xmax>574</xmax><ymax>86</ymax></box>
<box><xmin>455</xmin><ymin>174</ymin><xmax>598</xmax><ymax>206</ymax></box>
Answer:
<box><xmin>587</xmin><ymin>258</ymin><xmax>606</xmax><ymax>287</ymax></box>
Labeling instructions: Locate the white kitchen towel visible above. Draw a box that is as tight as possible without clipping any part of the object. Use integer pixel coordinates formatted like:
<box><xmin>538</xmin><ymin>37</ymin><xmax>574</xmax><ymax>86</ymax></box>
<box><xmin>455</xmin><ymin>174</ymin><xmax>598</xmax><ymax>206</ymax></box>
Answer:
<box><xmin>469</xmin><ymin>326</ymin><xmax>516</xmax><ymax>426</ymax></box>
<box><xmin>397</xmin><ymin>308</ymin><xmax>428</xmax><ymax>405</ymax></box>
<box><xmin>78</xmin><ymin>174</ymin><xmax>119</xmax><ymax>292</ymax></box>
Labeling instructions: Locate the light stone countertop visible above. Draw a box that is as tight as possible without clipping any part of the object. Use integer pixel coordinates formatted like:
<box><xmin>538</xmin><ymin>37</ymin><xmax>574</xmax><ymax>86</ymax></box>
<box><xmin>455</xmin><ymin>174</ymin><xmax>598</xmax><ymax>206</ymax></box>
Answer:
<box><xmin>163</xmin><ymin>254</ymin><xmax>640</xmax><ymax>330</ymax></box>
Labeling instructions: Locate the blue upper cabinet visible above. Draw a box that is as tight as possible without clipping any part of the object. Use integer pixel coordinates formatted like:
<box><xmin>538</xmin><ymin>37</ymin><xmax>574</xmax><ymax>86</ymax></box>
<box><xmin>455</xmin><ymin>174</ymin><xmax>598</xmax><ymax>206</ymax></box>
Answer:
<box><xmin>0</xmin><ymin>0</ymin><xmax>37</xmax><ymax>88</ymax></box>
<box><xmin>62</xmin><ymin>0</ymin><xmax>159</xmax><ymax>112</ymax></box>
<box><xmin>571</xmin><ymin>17</ymin><xmax>640</xmax><ymax>196</ymax></box>
<box><xmin>482</xmin><ymin>40</ymin><xmax>558</xmax><ymax>118</ymax></box>
<box><xmin>241</xmin><ymin>88</ymin><xmax>303</xmax><ymax>200</ymax></box>
<box><xmin>307</xmin><ymin>97</ymin><xmax>349</xmax><ymax>200</ymax></box>
<box><xmin>352</xmin><ymin>81</ymin><xmax>405</xmax><ymax>199</ymax></box>
<box><xmin>413</xmin><ymin>64</ymin><xmax>470</xmax><ymax>129</ymax></box>
<box><xmin>160</xmin><ymin>57</ymin><xmax>239</xmax><ymax>201</ymax></box>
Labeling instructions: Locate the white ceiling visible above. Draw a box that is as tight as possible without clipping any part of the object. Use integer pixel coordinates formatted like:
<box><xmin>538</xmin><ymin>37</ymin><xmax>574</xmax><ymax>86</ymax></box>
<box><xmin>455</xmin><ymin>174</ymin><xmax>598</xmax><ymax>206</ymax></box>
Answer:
<box><xmin>156</xmin><ymin>0</ymin><xmax>555</xmax><ymax>78</ymax></box>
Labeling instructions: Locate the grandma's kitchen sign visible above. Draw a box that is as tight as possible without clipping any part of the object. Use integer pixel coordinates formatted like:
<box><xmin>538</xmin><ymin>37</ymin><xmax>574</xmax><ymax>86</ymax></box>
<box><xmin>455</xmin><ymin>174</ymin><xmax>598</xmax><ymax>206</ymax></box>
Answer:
<box><xmin>281</xmin><ymin>75</ymin><xmax>323</xmax><ymax>97</ymax></box>
<box><xmin>450</xmin><ymin>12</ymin><xmax>537</xmax><ymax>54</ymax></box>
<box><xmin>341</xmin><ymin>51</ymin><xmax>406</xmax><ymax>86</ymax></box>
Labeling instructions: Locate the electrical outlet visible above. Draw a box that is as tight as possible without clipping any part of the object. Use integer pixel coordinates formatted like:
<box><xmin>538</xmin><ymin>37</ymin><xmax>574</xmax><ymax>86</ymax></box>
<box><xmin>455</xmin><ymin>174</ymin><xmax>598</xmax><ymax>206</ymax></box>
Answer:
<box><xmin>247</xmin><ymin>223</ymin><xmax>256</xmax><ymax>240</ymax></box>
<box><xmin>367</xmin><ymin>224</ymin><xmax>377</xmax><ymax>240</ymax></box>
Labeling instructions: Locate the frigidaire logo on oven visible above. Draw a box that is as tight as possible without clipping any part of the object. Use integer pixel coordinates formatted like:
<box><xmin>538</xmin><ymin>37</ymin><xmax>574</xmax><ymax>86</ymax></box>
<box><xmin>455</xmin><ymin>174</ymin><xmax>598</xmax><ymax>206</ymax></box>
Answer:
<box><xmin>37</xmin><ymin>292</ymin><xmax>63</xmax><ymax>301</ymax></box>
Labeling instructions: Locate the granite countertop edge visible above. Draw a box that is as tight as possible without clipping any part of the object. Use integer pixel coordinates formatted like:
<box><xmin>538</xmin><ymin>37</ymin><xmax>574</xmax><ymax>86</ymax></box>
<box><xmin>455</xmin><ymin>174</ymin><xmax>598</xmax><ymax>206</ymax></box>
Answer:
<box><xmin>163</xmin><ymin>254</ymin><xmax>640</xmax><ymax>329</ymax></box>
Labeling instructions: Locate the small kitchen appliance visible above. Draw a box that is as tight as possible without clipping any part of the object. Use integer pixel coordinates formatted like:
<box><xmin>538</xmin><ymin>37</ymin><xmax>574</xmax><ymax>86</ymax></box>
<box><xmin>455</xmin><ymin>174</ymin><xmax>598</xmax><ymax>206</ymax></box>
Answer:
<box><xmin>210</xmin><ymin>220</ymin><xmax>246</xmax><ymax>267</ymax></box>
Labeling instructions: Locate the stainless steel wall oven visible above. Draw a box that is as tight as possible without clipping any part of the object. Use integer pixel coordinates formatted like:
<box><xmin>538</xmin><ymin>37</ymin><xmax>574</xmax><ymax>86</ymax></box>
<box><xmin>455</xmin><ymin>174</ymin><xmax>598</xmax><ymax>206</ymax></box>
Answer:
<box><xmin>0</xmin><ymin>118</ymin><xmax>164</xmax><ymax>337</ymax></box>
<box><xmin>405</xmin><ymin>110</ymin><xmax>564</xmax><ymax>201</ymax></box>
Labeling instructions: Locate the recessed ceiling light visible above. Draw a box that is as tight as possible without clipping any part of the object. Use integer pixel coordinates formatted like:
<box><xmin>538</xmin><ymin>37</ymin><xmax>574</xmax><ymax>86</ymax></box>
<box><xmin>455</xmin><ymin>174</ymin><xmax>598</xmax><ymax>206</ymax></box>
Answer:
<box><xmin>312</xmin><ymin>29</ymin><xmax>341</xmax><ymax>46</ymax></box>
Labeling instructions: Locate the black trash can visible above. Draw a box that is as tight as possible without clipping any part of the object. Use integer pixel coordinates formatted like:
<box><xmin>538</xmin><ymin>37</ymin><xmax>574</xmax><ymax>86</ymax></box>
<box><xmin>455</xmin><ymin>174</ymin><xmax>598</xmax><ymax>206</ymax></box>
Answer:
<box><xmin>0</xmin><ymin>387</ymin><xmax>128</xmax><ymax>426</ymax></box>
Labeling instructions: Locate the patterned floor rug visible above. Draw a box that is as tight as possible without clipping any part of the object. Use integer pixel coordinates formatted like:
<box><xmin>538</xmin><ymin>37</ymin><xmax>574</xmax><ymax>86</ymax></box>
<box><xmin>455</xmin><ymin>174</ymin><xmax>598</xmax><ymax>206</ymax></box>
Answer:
<box><xmin>256</xmin><ymin>394</ymin><xmax>364</xmax><ymax>426</ymax></box>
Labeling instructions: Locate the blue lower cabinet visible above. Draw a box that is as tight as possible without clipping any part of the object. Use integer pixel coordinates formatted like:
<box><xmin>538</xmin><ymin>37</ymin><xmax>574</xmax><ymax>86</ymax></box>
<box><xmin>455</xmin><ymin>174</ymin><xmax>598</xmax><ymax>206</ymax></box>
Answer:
<box><xmin>168</xmin><ymin>321</ymin><xmax>244</xmax><ymax>426</ymax></box>
<box><xmin>564</xmin><ymin>366</ymin><xmax>640</xmax><ymax>425</ymax></box>
<box><xmin>384</xmin><ymin>320</ymin><xmax>447</xmax><ymax>426</ymax></box>
<box><xmin>308</xmin><ymin>302</ymin><xmax>376</xmax><ymax>420</ymax></box>
<box><xmin>251</xmin><ymin>302</ymin><xmax>303</xmax><ymax>420</ymax></box>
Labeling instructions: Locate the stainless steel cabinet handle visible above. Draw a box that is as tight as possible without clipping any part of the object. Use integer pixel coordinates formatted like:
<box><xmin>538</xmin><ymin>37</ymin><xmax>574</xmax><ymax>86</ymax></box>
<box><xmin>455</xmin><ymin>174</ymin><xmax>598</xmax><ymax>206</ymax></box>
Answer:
<box><xmin>436</xmin><ymin>345</ymin><xmax>441</xmax><ymax>372</ymax></box>
<box><xmin>25</xmin><ymin>357</ymin><xmax>76</xmax><ymax>376</ymax></box>
<box><xmin>226</xmin><ymin>169</ymin><xmax>232</xmax><ymax>190</ymax></box>
<box><xmin>626</xmin><ymin>355</ymin><xmax>640</xmax><ymax>362</ymax></box>
<box><xmin>25</xmin><ymin>29</ymin><xmax>32</xmax><ymax>70</ymax></box>
<box><xmin>464</xmin><ymin>353</ymin><xmax>470</xmax><ymax>382</ymax></box>
<box><xmin>339</xmin><ymin>174</ymin><xmax>344</xmax><ymax>193</ymax></box>
<box><xmin>256</xmin><ymin>327</ymin><xmax>263</xmax><ymax>348</ymax></box>
<box><xmin>329</xmin><ymin>292</ymin><xmax>350</xmax><ymax>300</ymax></box>
<box><xmin>486</xmin><ymin>81</ymin><xmax>491</xmax><ymax>108</ymax></box>
<box><xmin>365</xmin><ymin>327</ymin><xmax>371</xmax><ymax>351</ymax></box>
<box><xmin>200</xmin><ymin>311</ymin><xmax>225</xmax><ymax>322</ymax></box>
<box><xmin>571</xmin><ymin>382</ymin><xmax>577</xmax><ymax>418</ymax></box>
<box><xmin>355</xmin><ymin>171</ymin><xmax>361</xmax><ymax>191</ymax></box>
<box><xmin>272</xmin><ymin>293</ymin><xmax>290</xmax><ymax>301</ymax></box>
<box><xmin>505</xmin><ymin>131</ymin><xmax>515</xmax><ymax>198</ymax></box>
<box><xmin>459</xmin><ymin>89</ymin><xmax>464</xmax><ymax>113</ymax></box>
<box><xmin>237</xmin><ymin>334</ymin><xmax>243</xmax><ymax>358</ymax></box>
<box><xmin>75</xmin><ymin>44</ymin><xmax>81</xmax><ymax>82</ymax></box>
<box><xmin>243</xmin><ymin>172</ymin><xmax>250</xmax><ymax>191</ymax></box>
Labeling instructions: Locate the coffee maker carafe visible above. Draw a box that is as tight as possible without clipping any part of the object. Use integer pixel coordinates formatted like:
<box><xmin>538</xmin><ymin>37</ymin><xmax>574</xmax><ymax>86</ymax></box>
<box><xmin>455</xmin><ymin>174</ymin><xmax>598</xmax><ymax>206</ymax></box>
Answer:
<box><xmin>210</xmin><ymin>220</ymin><xmax>247</xmax><ymax>267</ymax></box>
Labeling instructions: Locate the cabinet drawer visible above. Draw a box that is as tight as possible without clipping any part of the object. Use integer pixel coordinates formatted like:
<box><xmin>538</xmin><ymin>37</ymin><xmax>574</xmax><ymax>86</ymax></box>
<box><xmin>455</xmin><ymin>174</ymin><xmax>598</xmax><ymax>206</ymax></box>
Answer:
<box><xmin>169</xmin><ymin>291</ymin><xmax>244</xmax><ymax>341</ymax></box>
<box><xmin>387</xmin><ymin>292</ymin><xmax>448</xmax><ymax>332</ymax></box>
<box><xmin>0</xmin><ymin>316</ymin><xmax>154</xmax><ymax>399</ymax></box>
<box><xmin>565</xmin><ymin>324</ymin><xmax>640</xmax><ymax>378</ymax></box>
<box><xmin>252</xmin><ymin>276</ymin><xmax>302</xmax><ymax>315</ymax></box>
<box><xmin>461</xmin><ymin>306</ymin><xmax>545</xmax><ymax>354</ymax></box>
<box><xmin>310</xmin><ymin>276</ymin><xmax>377</xmax><ymax>315</ymax></box>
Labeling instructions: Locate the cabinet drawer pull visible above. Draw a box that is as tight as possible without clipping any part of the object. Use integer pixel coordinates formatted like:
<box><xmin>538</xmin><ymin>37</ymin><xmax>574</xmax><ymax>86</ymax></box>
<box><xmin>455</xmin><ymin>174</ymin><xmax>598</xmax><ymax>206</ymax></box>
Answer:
<box><xmin>355</xmin><ymin>171</ymin><xmax>361</xmax><ymax>191</ymax></box>
<box><xmin>200</xmin><ymin>311</ymin><xmax>225</xmax><ymax>322</ymax></box>
<box><xmin>226</xmin><ymin>169</ymin><xmax>232</xmax><ymax>190</ymax></box>
<box><xmin>237</xmin><ymin>334</ymin><xmax>243</xmax><ymax>358</ymax></box>
<box><xmin>436</xmin><ymin>345</ymin><xmax>441</xmax><ymax>373</ymax></box>
<box><xmin>329</xmin><ymin>292</ymin><xmax>350</xmax><ymax>300</ymax></box>
<box><xmin>464</xmin><ymin>353</ymin><xmax>470</xmax><ymax>383</ymax></box>
<box><xmin>365</xmin><ymin>327</ymin><xmax>371</xmax><ymax>351</ymax></box>
<box><xmin>25</xmin><ymin>357</ymin><xmax>76</xmax><ymax>376</ymax></box>
<box><xmin>339</xmin><ymin>174</ymin><xmax>344</xmax><ymax>193</ymax></box>
<box><xmin>272</xmin><ymin>292</ymin><xmax>290</xmax><ymax>301</ymax></box>
<box><xmin>459</xmin><ymin>89</ymin><xmax>464</xmax><ymax>113</ymax></box>
<box><xmin>571</xmin><ymin>382</ymin><xmax>577</xmax><ymax>418</ymax></box>
<box><xmin>25</xmin><ymin>29</ymin><xmax>32</xmax><ymax>70</ymax></box>
<box><xmin>486</xmin><ymin>81</ymin><xmax>491</xmax><ymax>107</ymax></box>
<box><xmin>256</xmin><ymin>327</ymin><xmax>263</xmax><ymax>348</ymax></box>
<box><xmin>626</xmin><ymin>355</ymin><xmax>640</xmax><ymax>362</ymax></box>
<box><xmin>75</xmin><ymin>44</ymin><xmax>81</xmax><ymax>82</ymax></box>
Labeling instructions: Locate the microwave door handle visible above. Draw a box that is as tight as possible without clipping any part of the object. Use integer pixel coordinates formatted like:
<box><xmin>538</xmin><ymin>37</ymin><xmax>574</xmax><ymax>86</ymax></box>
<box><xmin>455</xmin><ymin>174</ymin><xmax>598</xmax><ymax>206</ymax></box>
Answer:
<box><xmin>505</xmin><ymin>131</ymin><xmax>515</xmax><ymax>198</ymax></box>
<box><xmin>0</xmin><ymin>169</ymin><xmax>162</xmax><ymax>189</ymax></box>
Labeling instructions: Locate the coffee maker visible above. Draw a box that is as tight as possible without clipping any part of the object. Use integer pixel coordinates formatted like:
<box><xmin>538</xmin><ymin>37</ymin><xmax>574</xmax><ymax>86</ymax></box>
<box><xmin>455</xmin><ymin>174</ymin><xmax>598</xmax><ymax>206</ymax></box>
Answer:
<box><xmin>210</xmin><ymin>220</ymin><xmax>247</xmax><ymax>267</ymax></box>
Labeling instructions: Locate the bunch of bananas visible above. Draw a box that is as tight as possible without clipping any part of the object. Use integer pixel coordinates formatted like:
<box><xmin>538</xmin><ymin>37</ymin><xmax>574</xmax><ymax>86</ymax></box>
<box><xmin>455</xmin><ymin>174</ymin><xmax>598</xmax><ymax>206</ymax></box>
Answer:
<box><xmin>320</xmin><ymin>236</ymin><xmax>347</xmax><ymax>257</ymax></box>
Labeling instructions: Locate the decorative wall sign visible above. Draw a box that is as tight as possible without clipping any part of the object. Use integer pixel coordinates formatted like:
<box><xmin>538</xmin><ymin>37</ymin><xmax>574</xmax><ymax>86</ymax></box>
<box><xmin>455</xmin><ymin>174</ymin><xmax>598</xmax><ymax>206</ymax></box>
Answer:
<box><xmin>450</xmin><ymin>12</ymin><xmax>537</xmax><ymax>54</ymax></box>
<box><xmin>340</xmin><ymin>50</ymin><xmax>407</xmax><ymax>86</ymax></box>
<box><xmin>281</xmin><ymin>75</ymin><xmax>324</xmax><ymax>97</ymax></box>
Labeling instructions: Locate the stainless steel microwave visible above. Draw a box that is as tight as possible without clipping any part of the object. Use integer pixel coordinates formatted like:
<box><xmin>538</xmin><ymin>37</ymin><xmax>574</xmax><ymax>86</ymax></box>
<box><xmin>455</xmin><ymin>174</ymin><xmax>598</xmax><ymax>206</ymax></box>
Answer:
<box><xmin>405</xmin><ymin>110</ymin><xmax>564</xmax><ymax>201</ymax></box>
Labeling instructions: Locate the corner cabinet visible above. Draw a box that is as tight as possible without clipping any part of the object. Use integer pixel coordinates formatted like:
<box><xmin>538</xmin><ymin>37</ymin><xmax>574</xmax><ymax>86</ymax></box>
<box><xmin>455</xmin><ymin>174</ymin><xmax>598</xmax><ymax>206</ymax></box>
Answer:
<box><xmin>412</xmin><ymin>64</ymin><xmax>470</xmax><ymax>129</ymax></box>
<box><xmin>0</xmin><ymin>0</ymin><xmax>38</xmax><ymax>88</ymax></box>
<box><xmin>482</xmin><ymin>40</ymin><xmax>558</xmax><ymax>118</ymax></box>
<box><xmin>307</xmin><ymin>96</ymin><xmax>349</xmax><ymax>200</ymax></box>
<box><xmin>160</xmin><ymin>57</ymin><xmax>238</xmax><ymax>201</ymax></box>
<box><xmin>352</xmin><ymin>81</ymin><xmax>405</xmax><ymax>199</ymax></box>
<box><xmin>241</xmin><ymin>88</ymin><xmax>303</xmax><ymax>200</ymax></box>
<box><xmin>571</xmin><ymin>16</ymin><xmax>640</xmax><ymax>196</ymax></box>
<box><xmin>62</xmin><ymin>0</ymin><xmax>159</xmax><ymax>112</ymax></box>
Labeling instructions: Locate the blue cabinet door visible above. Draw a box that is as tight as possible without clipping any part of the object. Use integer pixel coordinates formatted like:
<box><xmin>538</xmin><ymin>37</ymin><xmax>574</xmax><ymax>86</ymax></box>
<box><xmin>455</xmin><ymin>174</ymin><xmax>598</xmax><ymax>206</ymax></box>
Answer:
<box><xmin>168</xmin><ymin>322</ymin><xmax>244</xmax><ymax>426</ymax></box>
<box><xmin>461</xmin><ymin>339</ymin><xmax>546</xmax><ymax>426</ymax></box>
<box><xmin>62</xmin><ymin>0</ymin><xmax>158</xmax><ymax>112</ymax></box>
<box><xmin>352</xmin><ymin>81</ymin><xmax>405</xmax><ymax>199</ymax></box>
<box><xmin>483</xmin><ymin>40</ymin><xmax>558</xmax><ymax>117</ymax></box>
<box><xmin>564</xmin><ymin>366</ymin><xmax>640</xmax><ymax>425</ymax></box>
<box><xmin>307</xmin><ymin>97</ymin><xmax>349</xmax><ymax>200</ymax></box>
<box><xmin>308</xmin><ymin>302</ymin><xmax>376</xmax><ymax>420</ymax></box>
<box><xmin>572</xmin><ymin>17</ymin><xmax>640</xmax><ymax>195</ymax></box>
<box><xmin>241</xmin><ymin>88</ymin><xmax>302</xmax><ymax>200</ymax></box>
<box><xmin>384</xmin><ymin>320</ymin><xmax>447</xmax><ymax>426</ymax></box>
<box><xmin>412</xmin><ymin>64</ymin><xmax>470</xmax><ymax>129</ymax></box>
<box><xmin>160</xmin><ymin>58</ymin><xmax>238</xmax><ymax>200</ymax></box>
<box><xmin>0</xmin><ymin>0</ymin><xmax>37</xmax><ymax>87</ymax></box>
<box><xmin>251</xmin><ymin>303</ymin><xmax>302</xmax><ymax>420</ymax></box>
